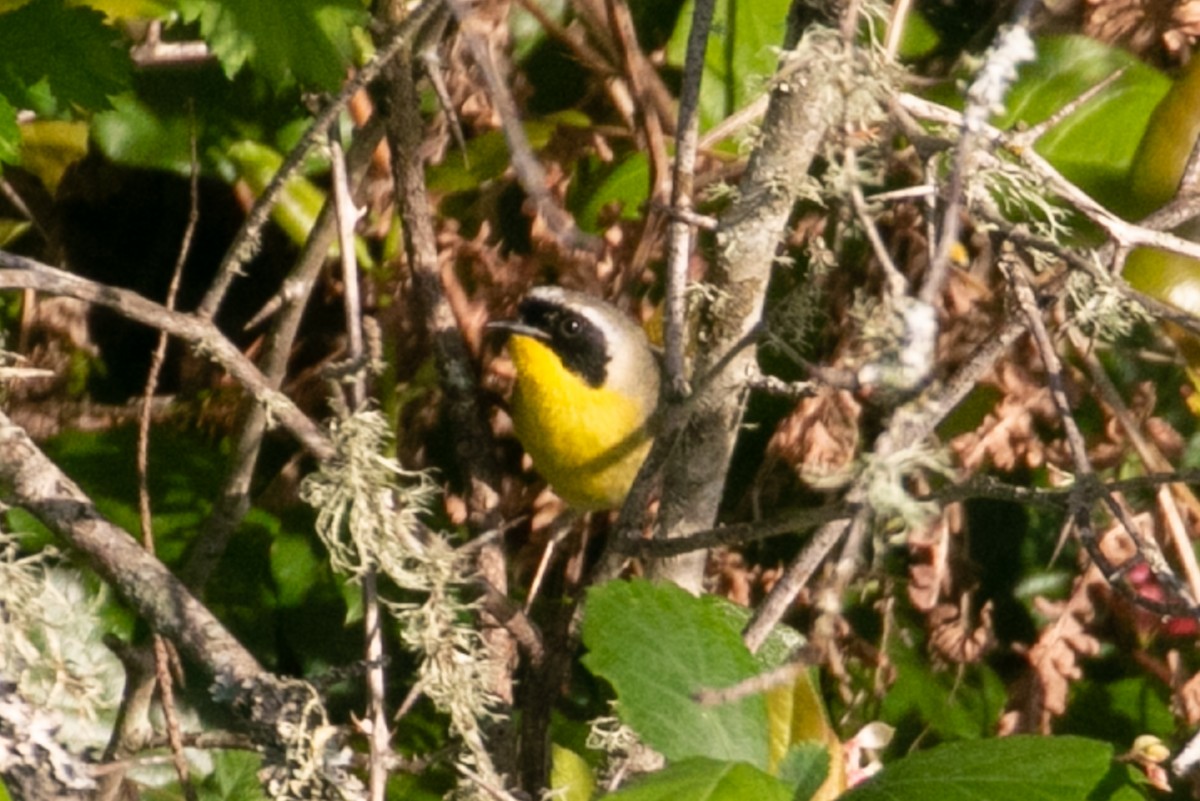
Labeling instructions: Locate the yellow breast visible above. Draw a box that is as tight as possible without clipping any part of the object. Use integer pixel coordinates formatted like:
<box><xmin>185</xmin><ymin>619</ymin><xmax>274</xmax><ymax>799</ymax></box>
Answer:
<box><xmin>508</xmin><ymin>335</ymin><xmax>655</xmax><ymax>510</ymax></box>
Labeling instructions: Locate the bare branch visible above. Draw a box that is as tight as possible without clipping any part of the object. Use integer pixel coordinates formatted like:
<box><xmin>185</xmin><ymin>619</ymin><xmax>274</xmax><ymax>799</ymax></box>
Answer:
<box><xmin>0</xmin><ymin>252</ymin><xmax>333</xmax><ymax>460</ymax></box>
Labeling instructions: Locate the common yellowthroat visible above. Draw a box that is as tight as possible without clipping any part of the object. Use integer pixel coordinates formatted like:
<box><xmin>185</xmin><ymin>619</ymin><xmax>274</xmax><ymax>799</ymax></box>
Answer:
<box><xmin>488</xmin><ymin>287</ymin><xmax>661</xmax><ymax>511</ymax></box>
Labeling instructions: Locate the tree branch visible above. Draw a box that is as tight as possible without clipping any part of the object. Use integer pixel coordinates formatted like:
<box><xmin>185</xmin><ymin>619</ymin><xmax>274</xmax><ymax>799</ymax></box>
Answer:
<box><xmin>0</xmin><ymin>252</ymin><xmax>333</xmax><ymax>460</ymax></box>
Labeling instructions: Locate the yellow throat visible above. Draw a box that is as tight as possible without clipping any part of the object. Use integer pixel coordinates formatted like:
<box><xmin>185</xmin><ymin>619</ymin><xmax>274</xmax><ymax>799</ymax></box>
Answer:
<box><xmin>494</xmin><ymin>288</ymin><xmax>661</xmax><ymax>511</ymax></box>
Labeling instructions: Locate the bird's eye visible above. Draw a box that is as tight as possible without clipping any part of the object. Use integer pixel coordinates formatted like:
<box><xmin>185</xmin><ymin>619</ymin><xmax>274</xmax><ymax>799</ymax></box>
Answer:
<box><xmin>560</xmin><ymin>317</ymin><xmax>583</xmax><ymax>337</ymax></box>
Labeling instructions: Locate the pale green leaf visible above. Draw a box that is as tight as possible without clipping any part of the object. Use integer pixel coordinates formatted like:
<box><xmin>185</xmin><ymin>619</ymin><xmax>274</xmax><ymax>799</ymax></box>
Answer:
<box><xmin>606</xmin><ymin>758</ymin><xmax>794</xmax><ymax>801</ymax></box>
<box><xmin>550</xmin><ymin>744</ymin><xmax>595</xmax><ymax>801</ymax></box>
<box><xmin>581</xmin><ymin>580</ymin><xmax>770</xmax><ymax>770</ymax></box>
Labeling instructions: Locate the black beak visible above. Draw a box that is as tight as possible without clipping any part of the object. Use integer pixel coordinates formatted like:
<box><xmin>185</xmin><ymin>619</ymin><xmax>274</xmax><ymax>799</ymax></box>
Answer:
<box><xmin>485</xmin><ymin>319</ymin><xmax>548</xmax><ymax>342</ymax></box>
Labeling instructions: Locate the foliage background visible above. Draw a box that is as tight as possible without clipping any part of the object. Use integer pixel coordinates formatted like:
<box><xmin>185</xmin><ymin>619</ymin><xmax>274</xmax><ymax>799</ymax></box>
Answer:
<box><xmin>2</xmin><ymin>0</ymin><xmax>1200</xmax><ymax>799</ymax></box>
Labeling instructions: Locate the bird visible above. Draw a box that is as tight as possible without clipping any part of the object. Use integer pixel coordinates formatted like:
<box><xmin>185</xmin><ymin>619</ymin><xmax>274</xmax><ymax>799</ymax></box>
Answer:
<box><xmin>488</xmin><ymin>286</ymin><xmax>662</xmax><ymax>511</ymax></box>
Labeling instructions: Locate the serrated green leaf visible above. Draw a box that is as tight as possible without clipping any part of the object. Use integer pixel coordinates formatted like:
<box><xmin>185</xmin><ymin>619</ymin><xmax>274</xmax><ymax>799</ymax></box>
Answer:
<box><xmin>606</xmin><ymin>758</ymin><xmax>794</xmax><ymax>801</ymax></box>
<box><xmin>0</xmin><ymin>0</ymin><xmax>131</xmax><ymax>111</ymax></box>
<box><xmin>581</xmin><ymin>579</ymin><xmax>770</xmax><ymax>769</ymax></box>
<box><xmin>177</xmin><ymin>0</ymin><xmax>367</xmax><ymax>90</ymax></box>
<box><xmin>665</xmin><ymin>0</ymin><xmax>791</xmax><ymax>131</ymax></box>
<box><xmin>840</xmin><ymin>736</ymin><xmax>1115</xmax><ymax>801</ymax></box>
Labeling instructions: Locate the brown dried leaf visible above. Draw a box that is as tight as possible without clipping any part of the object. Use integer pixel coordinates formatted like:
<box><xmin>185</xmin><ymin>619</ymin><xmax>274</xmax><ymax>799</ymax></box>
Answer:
<box><xmin>928</xmin><ymin>600</ymin><xmax>995</xmax><ymax>665</ymax></box>
<box><xmin>906</xmin><ymin>502</ymin><xmax>962</xmax><ymax>613</ymax></box>
<box><xmin>950</xmin><ymin>359</ymin><xmax>1056</xmax><ymax>472</ymax></box>
<box><xmin>1000</xmin><ymin>567</ymin><xmax>1105</xmax><ymax>734</ymax></box>
<box><xmin>1084</xmin><ymin>0</ymin><xmax>1200</xmax><ymax>56</ymax></box>
<box><xmin>708</xmin><ymin>549</ymin><xmax>756</xmax><ymax>607</ymax></box>
<box><xmin>766</xmin><ymin>386</ymin><xmax>862</xmax><ymax>485</ymax></box>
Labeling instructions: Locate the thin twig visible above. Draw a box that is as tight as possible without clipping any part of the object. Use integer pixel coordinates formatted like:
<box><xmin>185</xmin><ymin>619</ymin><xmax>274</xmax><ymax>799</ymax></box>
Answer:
<box><xmin>331</xmin><ymin>123</ymin><xmax>390</xmax><ymax>801</ymax></box>
<box><xmin>884</xmin><ymin>0</ymin><xmax>913</xmax><ymax>61</ymax></box>
<box><xmin>1067</xmin><ymin>329</ymin><xmax>1200</xmax><ymax>601</ymax></box>
<box><xmin>899</xmin><ymin>92</ymin><xmax>1200</xmax><ymax>268</ymax></box>
<box><xmin>134</xmin><ymin>108</ymin><xmax>200</xmax><ymax>801</ymax></box>
<box><xmin>614</xmin><ymin>502</ymin><xmax>858</xmax><ymax>558</ymax></box>
<box><xmin>1001</xmin><ymin>250</ymin><xmax>1195</xmax><ymax>613</ymax></box>
<box><xmin>848</xmin><ymin>145</ymin><xmax>907</xmax><ymax>297</ymax></box>
<box><xmin>662</xmin><ymin>0</ymin><xmax>714</xmax><ymax>396</ymax></box>
<box><xmin>196</xmin><ymin>0</ymin><xmax>443</xmax><ymax>319</ymax></box>
<box><xmin>375</xmin><ymin>13</ymin><xmax>515</xmax><ymax>791</ymax></box>
<box><xmin>512</xmin><ymin>0</ymin><xmax>616</xmax><ymax>77</ymax></box>
<box><xmin>330</xmin><ymin>135</ymin><xmax>366</xmax><ymax>409</ymax></box>
<box><xmin>919</xmin><ymin>0</ymin><xmax>1036</xmax><ymax>307</ymax></box>
<box><xmin>0</xmin><ymin>252</ymin><xmax>334</xmax><ymax>459</ymax></box>
<box><xmin>743</xmin><ymin>517</ymin><xmax>859</xmax><ymax>654</ymax></box>
<box><xmin>181</xmin><ymin>118</ymin><xmax>385</xmax><ymax>593</ymax></box>
<box><xmin>444</xmin><ymin>0</ymin><xmax>596</xmax><ymax>254</ymax></box>
<box><xmin>694</xmin><ymin>646</ymin><xmax>820</xmax><ymax>705</ymax></box>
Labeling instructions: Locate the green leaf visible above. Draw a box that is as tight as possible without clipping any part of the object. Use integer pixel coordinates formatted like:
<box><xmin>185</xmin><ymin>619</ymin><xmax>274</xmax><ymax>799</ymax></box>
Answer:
<box><xmin>605</xmin><ymin>758</ymin><xmax>795</xmax><ymax>801</ymax></box>
<box><xmin>92</xmin><ymin>92</ymin><xmax>195</xmax><ymax>174</ymax></box>
<box><xmin>894</xmin><ymin>9</ymin><xmax>938</xmax><ymax>60</ymax></box>
<box><xmin>1063</xmin><ymin>676</ymin><xmax>1174</xmax><ymax>745</ymax></box>
<box><xmin>74</xmin><ymin>0</ymin><xmax>171</xmax><ymax>20</ymax></box>
<box><xmin>774</xmin><ymin>742</ymin><xmax>830</xmax><ymax>801</ymax></box>
<box><xmin>995</xmin><ymin>35</ymin><xmax>1169</xmax><ymax>217</ymax></box>
<box><xmin>581</xmin><ymin>579</ymin><xmax>770</xmax><ymax>770</ymax></box>
<box><xmin>0</xmin><ymin>218</ymin><xmax>30</xmax><ymax>247</ymax></box>
<box><xmin>0</xmin><ymin>0</ymin><xmax>131</xmax><ymax>111</ymax></box>
<box><xmin>176</xmin><ymin>0</ymin><xmax>367</xmax><ymax>90</ymax></box>
<box><xmin>550</xmin><ymin>744</ymin><xmax>596</xmax><ymax>801</ymax></box>
<box><xmin>0</xmin><ymin>94</ymin><xmax>19</xmax><ymax>165</ymax></box>
<box><xmin>18</xmin><ymin>119</ymin><xmax>89</xmax><ymax>191</ymax></box>
<box><xmin>142</xmin><ymin>750</ymin><xmax>267</xmax><ymax>801</ymax></box>
<box><xmin>270</xmin><ymin>528</ymin><xmax>323</xmax><ymax>608</ymax></box>
<box><xmin>227</xmin><ymin>139</ymin><xmax>374</xmax><ymax>269</ymax></box>
<box><xmin>665</xmin><ymin>0</ymin><xmax>792</xmax><ymax>131</ymax></box>
<box><xmin>840</xmin><ymin>736</ymin><xmax>1117</xmax><ymax>801</ymax></box>
<box><xmin>573</xmin><ymin>153</ymin><xmax>650</xmax><ymax>234</ymax></box>
<box><xmin>426</xmin><ymin>129</ymin><xmax>518</xmax><ymax>194</ymax></box>
<box><xmin>428</xmin><ymin>113</ymin><xmax>588</xmax><ymax>194</ymax></box>
<box><xmin>200</xmin><ymin>749</ymin><xmax>267</xmax><ymax>801</ymax></box>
